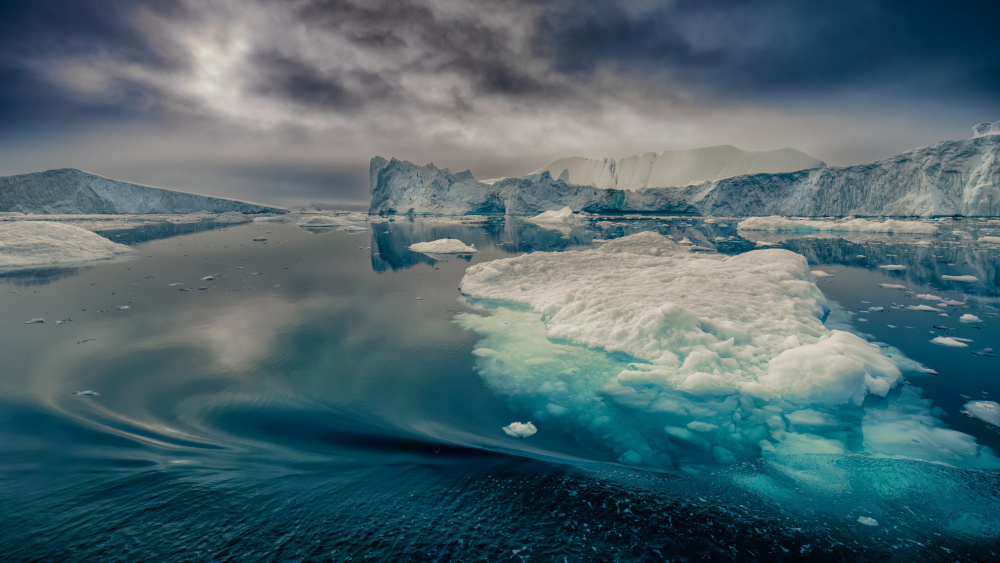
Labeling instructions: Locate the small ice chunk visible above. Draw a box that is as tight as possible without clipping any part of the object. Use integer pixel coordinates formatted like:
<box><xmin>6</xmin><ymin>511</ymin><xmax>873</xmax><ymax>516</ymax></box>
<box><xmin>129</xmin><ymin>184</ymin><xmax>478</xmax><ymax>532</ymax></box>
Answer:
<box><xmin>528</xmin><ymin>206</ymin><xmax>587</xmax><ymax>224</ymax></box>
<box><xmin>201</xmin><ymin>275</ymin><xmax>217</xmax><ymax>281</ymax></box>
<box><xmin>116</xmin><ymin>305</ymin><xmax>130</xmax><ymax>310</ymax></box>
<box><xmin>907</xmin><ymin>304</ymin><xmax>942</xmax><ymax>312</ymax></box>
<box><xmin>963</xmin><ymin>400</ymin><xmax>1000</xmax><ymax>427</ymax></box>
<box><xmin>74</xmin><ymin>390</ymin><xmax>100</xmax><ymax>396</ymax></box>
<box><xmin>878</xmin><ymin>283</ymin><xmax>906</xmax><ymax>289</ymax></box>
<box><xmin>941</xmin><ymin>275</ymin><xmax>979</xmax><ymax>282</ymax></box>
<box><xmin>502</xmin><ymin>421</ymin><xmax>537</xmax><ymax>438</ymax></box>
<box><xmin>960</xmin><ymin>314</ymin><xmax>983</xmax><ymax>323</ymax></box>
<box><xmin>857</xmin><ymin>516</ymin><xmax>879</xmax><ymax>527</ymax></box>
<box><xmin>931</xmin><ymin>336</ymin><xmax>969</xmax><ymax>347</ymax></box>
<box><xmin>810</xmin><ymin>270</ymin><xmax>832</xmax><ymax>277</ymax></box>
<box><xmin>879</xmin><ymin>265</ymin><xmax>906</xmax><ymax>270</ymax></box>
<box><xmin>978</xmin><ymin>236</ymin><xmax>1000</xmax><ymax>244</ymax></box>
<box><xmin>409</xmin><ymin>239</ymin><xmax>477</xmax><ymax>254</ymax></box>
<box><xmin>23</xmin><ymin>318</ymin><xmax>45</xmax><ymax>324</ymax></box>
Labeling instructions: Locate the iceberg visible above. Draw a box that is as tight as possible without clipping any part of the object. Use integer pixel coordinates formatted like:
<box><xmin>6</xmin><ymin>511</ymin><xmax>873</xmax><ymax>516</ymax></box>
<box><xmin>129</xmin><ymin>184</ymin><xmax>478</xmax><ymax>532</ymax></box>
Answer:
<box><xmin>0</xmin><ymin>168</ymin><xmax>287</xmax><ymax>214</ymax></box>
<box><xmin>409</xmin><ymin>238</ymin><xmax>477</xmax><ymax>254</ymax></box>
<box><xmin>963</xmin><ymin>400</ymin><xmax>1000</xmax><ymax>427</ymax></box>
<box><xmin>532</xmin><ymin>145</ymin><xmax>825</xmax><ymax>191</ymax></box>
<box><xmin>370</xmin><ymin>129</ymin><xmax>1000</xmax><ymax>217</ymax></box>
<box><xmin>457</xmin><ymin>232</ymin><xmax>998</xmax><ymax>471</ymax></box>
<box><xmin>0</xmin><ymin>221</ymin><xmax>130</xmax><ymax>270</ymax></box>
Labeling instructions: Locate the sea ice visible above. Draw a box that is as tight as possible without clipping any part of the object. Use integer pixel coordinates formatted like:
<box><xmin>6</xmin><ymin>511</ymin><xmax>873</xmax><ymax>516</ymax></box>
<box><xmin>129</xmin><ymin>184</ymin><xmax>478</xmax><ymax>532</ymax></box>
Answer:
<box><xmin>0</xmin><ymin>221</ymin><xmax>130</xmax><ymax>270</ymax></box>
<box><xmin>963</xmin><ymin>401</ymin><xmax>1000</xmax><ymax>427</ymax></box>
<box><xmin>457</xmin><ymin>232</ymin><xmax>998</xmax><ymax>471</ymax></box>
<box><xmin>930</xmin><ymin>336</ymin><xmax>969</xmax><ymax>347</ymax></box>
<box><xmin>810</xmin><ymin>270</ymin><xmax>832</xmax><ymax>277</ymax></box>
<box><xmin>737</xmin><ymin>217</ymin><xmax>938</xmax><ymax>235</ymax></box>
<box><xmin>409</xmin><ymin>239</ymin><xmax>477</xmax><ymax>254</ymax></box>
<box><xmin>941</xmin><ymin>275</ymin><xmax>979</xmax><ymax>282</ymax></box>
<box><xmin>502</xmin><ymin>422</ymin><xmax>537</xmax><ymax>438</ymax></box>
<box><xmin>878</xmin><ymin>265</ymin><xmax>906</xmax><ymax>270</ymax></box>
<box><xmin>857</xmin><ymin>516</ymin><xmax>879</xmax><ymax>526</ymax></box>
<box><xmin>907</xmin><ymin>305</ymin><xmax>943</xmax><ymax>312</ymax></box>
<box><xmin>960</xmin><ymin>314</ymin><xmax>983</xmax><ymax>323</ymax></box>
<box><xmin>978</xmin><ymin>236</ymin><xmax>1000</xmax><ymax>244</ymax></box>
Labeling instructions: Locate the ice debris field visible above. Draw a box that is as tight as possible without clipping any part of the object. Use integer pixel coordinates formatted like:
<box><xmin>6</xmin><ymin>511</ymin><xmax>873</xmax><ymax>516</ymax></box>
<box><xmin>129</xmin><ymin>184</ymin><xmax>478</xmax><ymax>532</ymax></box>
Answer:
<box><xmin>458</xmin><ymin>232</ymin><xmax>999</xmax><ymax>472</ymax></box>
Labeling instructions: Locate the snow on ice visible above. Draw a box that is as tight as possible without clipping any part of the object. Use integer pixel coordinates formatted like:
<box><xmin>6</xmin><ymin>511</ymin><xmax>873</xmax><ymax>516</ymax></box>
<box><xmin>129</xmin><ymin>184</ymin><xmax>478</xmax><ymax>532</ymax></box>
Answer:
<box><xmin>0</xmin><ymin>221</ymin><xmax>130</xmax><ymax>270</ymax></box>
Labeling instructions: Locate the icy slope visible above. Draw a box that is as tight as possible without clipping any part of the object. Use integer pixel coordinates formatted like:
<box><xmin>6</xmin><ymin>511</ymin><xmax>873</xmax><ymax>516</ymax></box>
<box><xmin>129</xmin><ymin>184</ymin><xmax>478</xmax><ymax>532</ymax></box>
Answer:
<box><xmin>0</xmin><ymin>168</ymin><xmax>287</xmax><ymax>214</ymax></box>
<box><xmin>532</xmin><ymin>145</ymin><xmax>825</xmax><ymax>190</ymax></box>
<box><xmin>0</xmin><ymin>221</ymin><xmax>130</xmax><ymax>270</ymax></box>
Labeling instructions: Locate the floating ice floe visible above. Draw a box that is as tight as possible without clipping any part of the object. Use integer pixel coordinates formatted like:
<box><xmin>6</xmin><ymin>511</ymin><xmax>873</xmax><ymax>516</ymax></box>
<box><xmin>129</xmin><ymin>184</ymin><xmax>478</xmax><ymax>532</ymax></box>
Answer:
<box><xmin>857</xmin><ymin>516</ymin><xmax>879</xmax><ymax>527</ymax></box>
<box><xmin>878</xmin><ymin>265</ymin><xmax>907</xmax><ymax>271</ymax></box>
<box><xmin>930</xmin><ymin>336</ymin><xmax>970</xmax><ymax>348</ymax></box>
<box><xmin>737</xmin><ymin>216</ymin><xmax>938</xmax><ymax>235</ymax></box>
<box><xmin>963</xmin><ymin>401</ymin><xmax>1000</xmax><ymax>427</ymax></box>
<box><xmin>978</xmin><ymin>236</ymin><xmax>1000</xmax><ymax>244</ymax></box>
<box><xmin>74</xmin><ymin>390</ymin><xmax>100</xmax><ymax>396</ymax></box>
<box><xmin>907</xmin><ymin>304</ymin><xmax>942</xmax><ymax>312</ymax></box>
<box><xmin>23</xmin><ymin>318</ymin><xmax>44</xmax><ymax>324</ymax></box>
<box><xmin>409</xmin><ymin>239</ymin><xmax>477</xmax><ymax>254</ymax></box>
<box><xmin>941</xmin><ymin>274</ymin><xmax>979</xmax><ymax>282</ymax></box>
<box><xmin>0</xmin><ymin>221</ymin><xmax>130</xmax><ymax>270</ymax></box>
<box><xmin>810</xmin><ymin>270</ymin><xmax>832</xmax><ymax>278</ymax></box>
<box><xmin>878</xmin><ymin>283</ymin><xmax>906</xmax><ymax>289</ymax></box>
<box><xmin>458</xmin><ymin>232</ymin><xmax>998</xmax><ymax>472</ymax></box>
<box><xmin>915</xmin><ymin>294</ymin><xmax>964</xmax><ymax>306</ymax></box>
<box><xmin>502</xmin><ymin>421</ymin><xmax>537</xmax><ymax>438</ymax></box>
<box><xmin>528</xmin><ymin>206</ymin><xmax>588</xmax><ymax>224</ymax></box>
<box><xmin>960</xmin><ymin>314</ymin><xmax>983</xmax><ymax>323</ymax></box>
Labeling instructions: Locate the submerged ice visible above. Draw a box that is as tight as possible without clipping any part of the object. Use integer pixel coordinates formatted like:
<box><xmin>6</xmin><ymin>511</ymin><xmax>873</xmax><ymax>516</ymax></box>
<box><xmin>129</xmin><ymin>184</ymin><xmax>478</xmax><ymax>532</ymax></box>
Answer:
<box><xmin>457</xmin><ymin>232</ymin><xmax>998</xmax><ymax>472</ymax></box>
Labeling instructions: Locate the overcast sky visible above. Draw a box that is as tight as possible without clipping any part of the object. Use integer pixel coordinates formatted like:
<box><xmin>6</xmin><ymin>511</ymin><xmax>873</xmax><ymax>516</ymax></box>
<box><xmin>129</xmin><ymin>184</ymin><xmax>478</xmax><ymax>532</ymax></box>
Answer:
<box><xmin>1</xmin><ymin>0</ymin><xmax>998</xmax><ymax>205</ymax></box>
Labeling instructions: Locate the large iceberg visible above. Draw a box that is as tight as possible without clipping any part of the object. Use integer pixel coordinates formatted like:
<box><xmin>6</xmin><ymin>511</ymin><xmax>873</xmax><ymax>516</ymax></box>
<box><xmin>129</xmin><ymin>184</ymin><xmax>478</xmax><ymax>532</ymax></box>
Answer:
<box><xmin>0</xmin><ymin>168</ymin><xmax>287</xmax><ymax>214</ymax></box>
<box><xmin>457</xmin><ymin>232</ymin><xmax>999</xmax><ymax>472</ymax></box>
<box><xmin>0</xmin><ymin>221</ymin><xmax>130</xmax><ymax>270</ymax></box>
<box><xmin>532</xmin><ymin>145</ymin><xmax>825</xmax><ymax>191</ymax></box>
<box><xmin>370</xmin><ymin>131</ymin><xmax>1000</xmax><ymax>217</ymax></box>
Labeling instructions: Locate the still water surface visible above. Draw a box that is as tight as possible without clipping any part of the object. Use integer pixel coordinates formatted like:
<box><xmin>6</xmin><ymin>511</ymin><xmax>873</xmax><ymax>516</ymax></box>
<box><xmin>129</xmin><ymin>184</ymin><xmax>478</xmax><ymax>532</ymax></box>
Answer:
<box><xmin>1</xmin><ymin>216</ymin><xmax>999</xmax><ymax>561</ymax></box>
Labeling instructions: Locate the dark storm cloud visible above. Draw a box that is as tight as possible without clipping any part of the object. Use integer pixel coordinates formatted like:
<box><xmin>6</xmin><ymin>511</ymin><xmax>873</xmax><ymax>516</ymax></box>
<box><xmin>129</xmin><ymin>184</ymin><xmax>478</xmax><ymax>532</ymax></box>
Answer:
<box><xmin>534</xmin><ymin>0</ymin><xmax>1000</xmax><ymax>101</ymax></box>
<box><xmin>252</xmin><ymin>51</ymin><xmax>362</xmax><ymax>110</ymax></box>
<box><xmin>292</xmin><ymin>0</ymin><xmax>567</xmax><ymax>100</ymax></box>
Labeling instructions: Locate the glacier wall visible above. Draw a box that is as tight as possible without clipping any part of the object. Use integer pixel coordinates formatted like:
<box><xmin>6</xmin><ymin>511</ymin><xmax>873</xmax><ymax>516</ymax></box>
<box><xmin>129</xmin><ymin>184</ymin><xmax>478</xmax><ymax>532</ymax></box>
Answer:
<box><xmin>0</xmin><ymin>168</ymin><xmax>287</xmax><ymax>214</ymax></box>
<box><xmin>371</xmin><ymin>134</ymin><xmax>1000</xmax><ymax>217</ymax></box>
<box><xmin>532</xmin><ymin>145</ymin><xmax>825</xmax><ymax>191</ymax></box>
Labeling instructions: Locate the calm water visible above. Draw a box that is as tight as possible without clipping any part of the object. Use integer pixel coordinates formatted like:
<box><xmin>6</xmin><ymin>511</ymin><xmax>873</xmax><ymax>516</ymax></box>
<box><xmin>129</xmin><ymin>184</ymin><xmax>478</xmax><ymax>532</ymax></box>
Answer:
<box><xmin>1</xmin><ymin>215</ymin><xmax>999</xmax><ymax>561</ymax></box>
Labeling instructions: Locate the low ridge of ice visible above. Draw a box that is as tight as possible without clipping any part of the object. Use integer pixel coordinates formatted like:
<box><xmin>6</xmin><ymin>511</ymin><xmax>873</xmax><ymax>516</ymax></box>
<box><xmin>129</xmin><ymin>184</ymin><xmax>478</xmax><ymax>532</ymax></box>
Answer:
<box><xmin>738</xmin><ymin>217</ymin><xmax>938</xmax><ymax>234</ymax></box>
<box><xmin>457</xmin><ymin>232</ymin><xmax>998</xmax><ymax>471</ymax></box>
<box><xmin>0</xmin><ymin>221</ymin><xmax>130</xmax><ymax>270</ymax></box>
<box><xmin>409</xmin><ymin>239</ymin><xmax>477</xmax><ymax>254</ymax></box>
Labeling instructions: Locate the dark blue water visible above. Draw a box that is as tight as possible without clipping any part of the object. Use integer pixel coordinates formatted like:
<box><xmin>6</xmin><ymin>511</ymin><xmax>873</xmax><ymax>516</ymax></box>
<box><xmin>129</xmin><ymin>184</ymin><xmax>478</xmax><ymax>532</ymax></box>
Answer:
<box><xmin>2</xmin><ymin>216</ymin><xmax>999</xmax><ymax>561</ymax></box>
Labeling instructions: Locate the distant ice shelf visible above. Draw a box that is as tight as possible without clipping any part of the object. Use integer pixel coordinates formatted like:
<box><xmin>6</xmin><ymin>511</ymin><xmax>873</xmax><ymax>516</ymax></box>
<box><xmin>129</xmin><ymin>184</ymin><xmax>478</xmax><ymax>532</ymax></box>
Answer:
<box><xmin>370</xmin><ymin>129</ymin><xmax>1000</xmax><ymax>217</ymax></box>
<box><xmin>0</xmin><ymin>168</ymin><xmax>287</xmax><ymax>215</ymax></box>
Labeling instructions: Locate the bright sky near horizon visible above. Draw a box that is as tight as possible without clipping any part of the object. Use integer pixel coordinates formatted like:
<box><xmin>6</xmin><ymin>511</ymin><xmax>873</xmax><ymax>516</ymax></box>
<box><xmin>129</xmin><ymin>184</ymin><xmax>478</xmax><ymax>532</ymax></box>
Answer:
<box><xmin>1</xmin><ymin>0</ymin><xmax>998</xmax><ymax>204</ymax></box>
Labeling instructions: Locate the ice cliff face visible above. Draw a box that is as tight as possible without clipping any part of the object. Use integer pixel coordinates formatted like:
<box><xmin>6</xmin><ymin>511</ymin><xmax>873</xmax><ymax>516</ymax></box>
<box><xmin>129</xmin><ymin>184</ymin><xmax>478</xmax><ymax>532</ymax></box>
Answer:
<box><xmin>371</xmin><ymin>134</ymin><xmax>1000</xmax><ymax>217</ymax></box>
<box><xmin>369</xmin><ymin>157</ymin><xmax>697</xmax><ymax>216</ymax></box>
<box><xmin>690</xmin><ymin>135</ymin><xmax>1000</xmax><ymax>217</ymax></box>
<box><xmin>0</xmin><ymin>168</ymin><xmax>287</xmax><ymax>214</ymax></box>
<box><xmin>532</xmin><ymin>145</ymin><xmax>825</xmax><ymax>191</ymax></box>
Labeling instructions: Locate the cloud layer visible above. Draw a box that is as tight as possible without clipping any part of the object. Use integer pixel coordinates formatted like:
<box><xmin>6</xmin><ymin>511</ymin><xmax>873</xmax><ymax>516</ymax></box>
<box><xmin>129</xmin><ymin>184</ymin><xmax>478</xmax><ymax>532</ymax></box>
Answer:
<box><xmin>1</xmin><ymin>0</ymin><xmax>998</xmax><ymax>203</ymax></box>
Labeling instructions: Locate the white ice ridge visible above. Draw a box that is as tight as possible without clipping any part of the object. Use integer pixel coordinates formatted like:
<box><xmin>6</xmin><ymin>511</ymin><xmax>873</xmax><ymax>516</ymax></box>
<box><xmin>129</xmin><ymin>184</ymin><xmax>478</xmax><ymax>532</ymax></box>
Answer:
<box><xmin>0</xmin><ymin>221</ymin><xmax>130</xmax><ymax>270</ymax></box>
<box><xmin>531</xmin><ymin>145</ymin><xmax>825</xmax><ymax>191</ymax></box>
<box><xmin>409</xmin><ymin>238</ymin><xmax>477</xmax><ymax>254</ymax></box>
<box><xmin>457</xmin><ymin>232</ymin><xmax>998</xmax><ymax>471</ymax></box>
<box><xmin>737</xmin><ymin>216</ymin><xmax>938</xmax><ymax>234</ymax></box>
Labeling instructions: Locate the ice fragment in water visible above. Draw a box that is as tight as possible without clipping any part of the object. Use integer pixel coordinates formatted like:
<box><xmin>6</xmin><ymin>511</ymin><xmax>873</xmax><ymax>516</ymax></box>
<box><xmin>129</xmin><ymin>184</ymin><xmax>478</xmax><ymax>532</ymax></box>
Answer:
<box><xmin>23</xmin><ymin>318</ymin><xmax>44</xmax><ymax>324</ymax></box>
<box><xmin>409</xmin><ymin>239</ymin><xmax>477</xmax><ymax>254</ymax></box>
<box><xmin>963</xmin><ymin>401</ymin><xmax>1000</xmax><ymax>427</ymax></box>
<box><xmin>502</xmin><ymin>421</ymin><xmax>537</xmax><ymax>438</ymax></box>
<box><xmin>941</xmin><ymin>275</ymin><xmax>978</xmax><ymax>282</ymax></box>
<box><xmin>74</xmin><ymin>390</ymin><xmax>100</xmax><ymax>396</ymax></box>
<box><xmin>960</xmin><ymin>314</ymin><xmax>982</xmax><ymax>323</ymax></box>
<box><xmin>930</xmin><ymin>336</ymin><xmax>969</xmax><ymax>348</ymax></box>
<box><xmin>857</xmin><ymin>516</ymin><xmax>878</xmax><ymax>526</ymax></box>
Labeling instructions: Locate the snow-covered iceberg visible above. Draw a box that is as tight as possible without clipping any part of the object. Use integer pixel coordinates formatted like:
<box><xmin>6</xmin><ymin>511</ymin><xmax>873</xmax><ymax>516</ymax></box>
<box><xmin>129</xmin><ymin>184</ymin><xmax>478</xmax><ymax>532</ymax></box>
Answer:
<box><xmin>457</xmin><ymin>232</ymin><xmax>998</xmax><ymax>472</ymax></box>
<box><xmin>0</xmin><ymin>168</ymin><xmax>287</xmax><ymax>214</ymax></box>
<box><xmin>0</xmin><ymin>221</ymin><xmax>130</xmax><ymax>270</ymax></box>
<box><xmin>370</xmin><ymin>131</ymin><xmax>1000</xmax><ymax>217</ymax></box>
<box><xmin>409</xmin><ymin>238</ymin><xmax>477</xmax><ymax>254</ymax></box>
<box><xmin>532</xmin><ymin>145</ymin><xmax>825</xmax><ymax>191</ymax></box>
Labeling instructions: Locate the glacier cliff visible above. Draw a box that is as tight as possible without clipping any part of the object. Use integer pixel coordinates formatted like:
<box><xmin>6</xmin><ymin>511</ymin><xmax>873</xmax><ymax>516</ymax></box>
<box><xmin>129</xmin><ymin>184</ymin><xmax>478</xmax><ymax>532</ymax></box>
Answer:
<box><xmin>532</xmin><ymin>145</ymin><xmax>825</xmax><ymax>191</ymax></box>
<box><xmin>371</xmin><ymin>133</ymin><xmax>1000</xmax><ymax>217</ymax></box>
<box><xmin>0</xmin><ymin>168</ymin><xmax>287</xmax><ymax>214</ymax></box>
